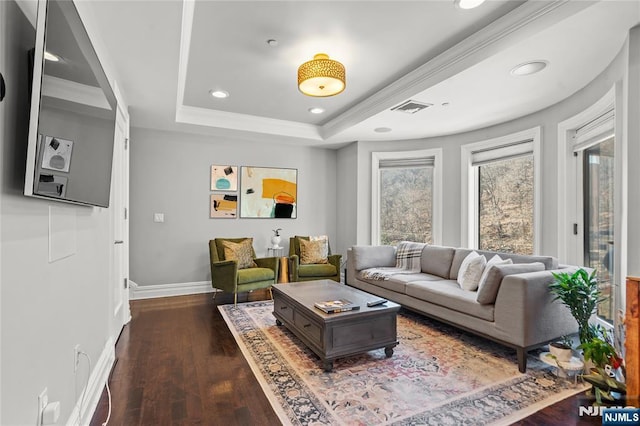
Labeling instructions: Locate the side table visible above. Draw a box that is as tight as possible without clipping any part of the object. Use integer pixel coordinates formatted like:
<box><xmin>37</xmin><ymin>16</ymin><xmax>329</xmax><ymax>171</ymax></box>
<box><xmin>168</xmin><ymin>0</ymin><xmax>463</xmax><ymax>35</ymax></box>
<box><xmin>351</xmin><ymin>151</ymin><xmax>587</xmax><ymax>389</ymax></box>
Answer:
<box><xmin>279</xmin><ymin>257</ymin><xmax>289</xmax><ymax>283</ymax></box>
<box><xmin>267</xmin><ymin>247</ymin><xmax>284</xmax><ymax>257</ymax></box>
<box><xmin>540</xmin><ymin>352</ymin><xmax>584</xmax><ymax>384</ymax></box>
<box><xmin>267</xmin><ymin>248</ymin><xmax>288</xmax><ymax>283</ymax></box>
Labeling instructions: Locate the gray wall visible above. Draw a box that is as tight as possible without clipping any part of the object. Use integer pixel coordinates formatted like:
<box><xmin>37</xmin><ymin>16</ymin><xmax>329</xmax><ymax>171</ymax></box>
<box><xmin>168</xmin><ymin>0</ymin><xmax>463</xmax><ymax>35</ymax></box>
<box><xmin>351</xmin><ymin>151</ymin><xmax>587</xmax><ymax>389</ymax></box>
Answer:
<box><xmin>129</xmin><ymin>127</ymin><xmax>338</xmax><ymax>286</ymax></box>
<box><xmin>338</xmin><ymin>38</ymin><xmax>629</xmax><ymax>261</ymax></box>
<box><xmin>1</xmin><ymin>2</ymin><xmax>113</xmax><ymax>424</ymax></box>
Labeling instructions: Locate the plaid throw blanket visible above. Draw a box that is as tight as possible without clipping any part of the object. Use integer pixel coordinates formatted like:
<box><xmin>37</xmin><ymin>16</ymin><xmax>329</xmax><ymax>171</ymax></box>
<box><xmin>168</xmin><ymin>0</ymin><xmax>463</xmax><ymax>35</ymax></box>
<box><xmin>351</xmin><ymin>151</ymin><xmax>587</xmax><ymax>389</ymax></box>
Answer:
<box><xmin>360</xmin><ymin>241</ymin><xmax>426</xmax><ymax>280</ymax></box>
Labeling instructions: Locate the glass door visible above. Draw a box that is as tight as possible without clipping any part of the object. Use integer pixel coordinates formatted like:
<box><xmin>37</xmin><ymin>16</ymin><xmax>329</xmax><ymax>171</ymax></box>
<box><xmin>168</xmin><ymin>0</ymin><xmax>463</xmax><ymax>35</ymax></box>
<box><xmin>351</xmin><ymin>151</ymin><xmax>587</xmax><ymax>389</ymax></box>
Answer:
<box><xmin>583</xmin><ymin>136</ymin><xmax>615</xmax><ymax>324</ymax></box>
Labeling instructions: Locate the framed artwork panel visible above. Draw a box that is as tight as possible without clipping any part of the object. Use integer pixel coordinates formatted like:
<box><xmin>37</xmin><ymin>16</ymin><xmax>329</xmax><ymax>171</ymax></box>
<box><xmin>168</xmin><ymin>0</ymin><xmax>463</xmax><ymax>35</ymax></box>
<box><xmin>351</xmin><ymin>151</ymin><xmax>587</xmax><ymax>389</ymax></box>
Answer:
<box><xmin>211</xmin><ymin>165</ymin><xmax>238</xmax><ymax>191</ymax></box>
<box><xmin>210</xmin><ymin>193</ymin><xmax>238</xmax><ymax>218</ymax></box>
<box><xmin>240</xmin><ymin>166</ymin><xmax>297</xmax><ymax>218</ymax></box>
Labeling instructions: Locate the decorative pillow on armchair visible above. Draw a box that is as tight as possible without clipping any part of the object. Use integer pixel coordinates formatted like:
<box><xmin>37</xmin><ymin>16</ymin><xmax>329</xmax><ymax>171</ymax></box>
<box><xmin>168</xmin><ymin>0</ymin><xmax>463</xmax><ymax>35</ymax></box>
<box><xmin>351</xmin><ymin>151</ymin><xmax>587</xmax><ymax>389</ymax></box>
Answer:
<box><xmin>222</xmin><ymin>239</ymin><xmax>257</xmax><ymax>269</ymax></box>
<box><xmin>299</xmin><ymin>238</ymin><xmax>329</xmax><ymax>264</ymax></box>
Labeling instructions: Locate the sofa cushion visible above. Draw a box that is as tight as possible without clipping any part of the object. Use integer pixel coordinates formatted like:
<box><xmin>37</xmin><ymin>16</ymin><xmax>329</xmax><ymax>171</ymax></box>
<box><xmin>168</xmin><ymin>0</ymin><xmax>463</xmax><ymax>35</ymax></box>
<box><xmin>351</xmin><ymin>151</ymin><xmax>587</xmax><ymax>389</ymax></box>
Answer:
<box><xmin>388</xmin><ymin>272</ymin><xmax>443</xmax><ymax>284</ymax></box>
<box><xmin>477</xmin><ymin>255</ymin><xmax>513</xmax><ymax>292</ymax></box>
<box><xmin>356</xmin><ymin>271</ymin><xmax>443</xmax><ymax>294</ymax></box>
<box><xmin>238</xmin><ymin>267</ymin><xmax>274</xmax><ymax>284</ymax></box>
<box><xmin>406</xmin><ymin>280</ymin><xmax>495</xmax><ymax>321</ymax></box>
<box><xmin>420</xmin><ymin>245</ymin><xmax>455</xmax><ymax>278</ymax></box>
<box><xmin>450</xmin><ymin>248</ymin><xmax>559</xmax><ymax>279</ymax></box>
<box><xmin>477</xmin><ymin>251</ymin><xmax>558</xmax><ymax>271</ymax></box>
<box><xmin>449</xmin><ymin>248</ymin><xmax>474</xmax><ymax>279</ymax></box>
<box><xmin>298</xmin><ymin>263</ymin><xmax>337</xmax><ymax>277</ymax></box>
<box><xmin>352</xmin><ymin>245</ymin><xmax>396</xmax><ymax>270</ymax></box>
<box><xmin>457</xmin><ymin>251</ymin><xmax>486</xmax><ymax>291</ymax></box>
<box><xmin>476</xmin><ymin>262</ymin><xmax>545</xmax><ymax>305</ymax></box>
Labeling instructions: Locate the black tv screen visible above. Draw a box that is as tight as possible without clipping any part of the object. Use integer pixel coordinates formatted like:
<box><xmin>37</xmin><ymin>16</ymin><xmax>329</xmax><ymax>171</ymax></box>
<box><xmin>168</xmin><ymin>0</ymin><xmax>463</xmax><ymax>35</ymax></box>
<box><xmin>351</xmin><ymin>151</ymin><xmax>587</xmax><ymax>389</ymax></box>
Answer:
<box><xmin>24</xmin><ymin>0</ymin><xmax>117</xmax><ymax>208</ymax></box>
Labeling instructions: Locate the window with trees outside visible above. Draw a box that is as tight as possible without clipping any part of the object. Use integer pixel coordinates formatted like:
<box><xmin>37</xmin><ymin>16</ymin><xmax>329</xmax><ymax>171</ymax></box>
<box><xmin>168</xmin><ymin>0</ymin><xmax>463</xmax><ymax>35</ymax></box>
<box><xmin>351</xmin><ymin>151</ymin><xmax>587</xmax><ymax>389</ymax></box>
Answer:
<box><xmin>461</xmin><ymin>128</ymin><xmax>540</xmax><ymax>254</ymax></box>
<box><xmin>372</xmin><ymin>149</ymin><xmax>442</xmax><ymax>246</ymax></box>
<box><xmin>478</xmin><ymin>156</ymin><xmax>534</xmax><ymax>254</ymax></box>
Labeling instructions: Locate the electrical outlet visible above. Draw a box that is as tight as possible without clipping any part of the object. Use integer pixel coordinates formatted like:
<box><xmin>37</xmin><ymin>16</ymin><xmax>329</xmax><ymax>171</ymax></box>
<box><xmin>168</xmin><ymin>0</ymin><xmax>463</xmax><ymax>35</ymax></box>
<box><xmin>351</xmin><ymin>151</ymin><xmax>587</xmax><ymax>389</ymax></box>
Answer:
<box><xmin>73</xmin><ymin>345</ymin><xmax>81</xmax><ymax>372</ymax></box>
<box><xmin>37</xmin><ymin>388</ymin><xmax>48</xmax><ymax>426</ymax></box>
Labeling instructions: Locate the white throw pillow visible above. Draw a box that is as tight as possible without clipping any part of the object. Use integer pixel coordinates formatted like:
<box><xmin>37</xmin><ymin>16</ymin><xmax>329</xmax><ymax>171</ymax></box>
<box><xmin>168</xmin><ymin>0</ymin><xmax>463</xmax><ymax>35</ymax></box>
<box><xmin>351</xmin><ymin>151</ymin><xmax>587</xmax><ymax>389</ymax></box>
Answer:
<box><xmin>457</xmin><ymin>251</ymin><xmax>487</xmax><ymax>291</ymax></box>
<box><xmin>477</xmin><ymin>255</ymin><xmax>513</xmax><ymax>293</ymax></box>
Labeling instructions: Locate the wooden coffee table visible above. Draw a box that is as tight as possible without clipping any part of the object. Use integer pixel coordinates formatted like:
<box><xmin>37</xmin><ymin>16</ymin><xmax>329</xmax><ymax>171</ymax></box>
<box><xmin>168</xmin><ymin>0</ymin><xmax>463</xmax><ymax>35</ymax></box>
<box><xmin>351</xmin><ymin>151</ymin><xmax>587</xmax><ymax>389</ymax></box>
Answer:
<box><xmin>272</xmin><ymin>279</ymin><xmax>400</xmax><ymax>372</ymax></box>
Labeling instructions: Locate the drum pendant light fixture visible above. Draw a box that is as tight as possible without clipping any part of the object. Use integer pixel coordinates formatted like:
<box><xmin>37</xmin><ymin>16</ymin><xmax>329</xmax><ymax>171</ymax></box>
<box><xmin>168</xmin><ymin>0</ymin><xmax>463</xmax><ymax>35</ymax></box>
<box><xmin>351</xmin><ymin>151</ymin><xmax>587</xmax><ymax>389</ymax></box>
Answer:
<box><xmin>297</xmin><ymin>53</ymin><xmax>345</xmax><ymax>97</ymax></box>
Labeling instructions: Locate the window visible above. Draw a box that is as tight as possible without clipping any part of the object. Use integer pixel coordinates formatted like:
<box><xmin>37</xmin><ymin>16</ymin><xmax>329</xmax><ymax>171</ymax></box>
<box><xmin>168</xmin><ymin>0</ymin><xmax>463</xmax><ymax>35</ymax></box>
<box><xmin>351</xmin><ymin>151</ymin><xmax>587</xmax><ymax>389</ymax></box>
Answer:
<box><xmin>372</xmin><ymin>149</ymin><xmax>442</xmax><ymax>246</ymax></box>
<box><xmin>462</xmin><ymin>128</ymin><xmax>541</xmax><ymax>253</ymax></box>
<box><xmin>478</xmin><ymin>156</ymin><xmax>534</xmax><ymax>254</ymax></box>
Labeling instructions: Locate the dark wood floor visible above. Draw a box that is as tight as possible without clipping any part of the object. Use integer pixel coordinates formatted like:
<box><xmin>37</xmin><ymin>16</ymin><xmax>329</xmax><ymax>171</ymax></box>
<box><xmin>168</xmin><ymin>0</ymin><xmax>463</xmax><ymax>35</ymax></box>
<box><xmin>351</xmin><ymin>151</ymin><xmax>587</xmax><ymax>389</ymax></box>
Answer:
<box><xmin>90</xmin><ymin>292</ymin><xmax>601</xmax><ymax>426</ymax></box>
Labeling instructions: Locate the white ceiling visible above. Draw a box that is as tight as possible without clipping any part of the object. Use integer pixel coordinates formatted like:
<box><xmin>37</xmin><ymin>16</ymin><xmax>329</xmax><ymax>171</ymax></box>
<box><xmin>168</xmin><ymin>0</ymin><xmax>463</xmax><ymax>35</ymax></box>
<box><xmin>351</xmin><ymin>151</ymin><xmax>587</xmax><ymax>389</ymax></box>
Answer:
<box><xmin>83</xmin><ymin>0</ymin><xmax>640</xmax><ymax>148</ymax></box>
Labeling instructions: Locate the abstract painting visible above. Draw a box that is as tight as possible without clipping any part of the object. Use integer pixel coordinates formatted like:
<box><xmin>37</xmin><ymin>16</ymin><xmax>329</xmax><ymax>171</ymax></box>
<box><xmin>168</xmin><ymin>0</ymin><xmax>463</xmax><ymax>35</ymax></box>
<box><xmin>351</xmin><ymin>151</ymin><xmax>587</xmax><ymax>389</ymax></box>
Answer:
<box><xmin>240</xmin><ymin>167</ymin><xmax>297</xmax><ymax>218</ymax></box>
<box><xmin>211</xmin><ymin>165</ymin><xmax>238</xmax><ymax>191</ymax></box>
<box><xmin>210</xmin><ymin>194</ymin><xmax>238</xmax><ymax>218</ymax></box>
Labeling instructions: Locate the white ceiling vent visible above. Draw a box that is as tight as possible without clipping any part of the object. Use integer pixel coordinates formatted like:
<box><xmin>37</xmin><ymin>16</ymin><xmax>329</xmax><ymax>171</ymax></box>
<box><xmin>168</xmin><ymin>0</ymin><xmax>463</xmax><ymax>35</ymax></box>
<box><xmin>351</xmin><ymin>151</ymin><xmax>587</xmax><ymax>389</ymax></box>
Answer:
<box><xmin>390</xmin><ymin>100</ymin><xmax>433</xmax><ymax>114</ymax></box>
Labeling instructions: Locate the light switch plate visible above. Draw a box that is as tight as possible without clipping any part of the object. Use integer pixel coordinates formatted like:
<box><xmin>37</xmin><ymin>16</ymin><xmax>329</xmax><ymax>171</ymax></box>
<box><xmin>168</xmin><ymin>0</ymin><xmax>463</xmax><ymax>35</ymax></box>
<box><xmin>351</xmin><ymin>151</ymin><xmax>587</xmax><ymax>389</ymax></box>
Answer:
<box><xmin>153</xmin><ymin>213</ymin><xmax>164</xmax><ymax>223</ymax></box>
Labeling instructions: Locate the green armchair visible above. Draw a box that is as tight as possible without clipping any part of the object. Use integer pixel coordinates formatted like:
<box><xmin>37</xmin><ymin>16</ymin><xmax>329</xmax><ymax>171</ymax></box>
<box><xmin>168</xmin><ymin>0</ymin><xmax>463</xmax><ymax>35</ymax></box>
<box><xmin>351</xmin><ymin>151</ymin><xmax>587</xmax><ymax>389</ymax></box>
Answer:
<box><xmin>289</xmin><ymin>236</ymin><xmax>342</xmax><ymax>282</ymax></box>
<box><xmin>209</xmin><ymin>238</ymin><xmax>279</xmax><ymax>305</ymax></box>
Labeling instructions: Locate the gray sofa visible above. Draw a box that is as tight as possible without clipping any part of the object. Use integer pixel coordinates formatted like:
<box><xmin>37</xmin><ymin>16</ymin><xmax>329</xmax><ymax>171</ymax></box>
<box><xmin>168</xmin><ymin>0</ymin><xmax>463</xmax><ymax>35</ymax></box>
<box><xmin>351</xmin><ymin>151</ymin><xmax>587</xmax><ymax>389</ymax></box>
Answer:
<box><xmin>346</xmin><ymin>244</ymin><xmax>578</xmax><ymax>372</ymax></box>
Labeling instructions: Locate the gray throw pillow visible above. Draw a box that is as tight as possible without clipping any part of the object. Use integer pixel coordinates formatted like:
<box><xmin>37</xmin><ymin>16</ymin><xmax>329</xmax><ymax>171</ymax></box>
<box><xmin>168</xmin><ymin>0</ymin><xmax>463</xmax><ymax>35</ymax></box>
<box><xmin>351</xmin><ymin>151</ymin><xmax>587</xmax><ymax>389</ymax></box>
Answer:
<box><xmin>352</xmin><ymin>245</ymin><xmax>396</xmax><ymax>270</ymax></box>
<box><xmin>421</xmin><ymin>245</ymin><xmax>455</xmax><ymax>278</ymax></box>
<box><xmin>476</xmin><ymin>262</ymin><xmax>545</xmax><ymax>305</ymax></box>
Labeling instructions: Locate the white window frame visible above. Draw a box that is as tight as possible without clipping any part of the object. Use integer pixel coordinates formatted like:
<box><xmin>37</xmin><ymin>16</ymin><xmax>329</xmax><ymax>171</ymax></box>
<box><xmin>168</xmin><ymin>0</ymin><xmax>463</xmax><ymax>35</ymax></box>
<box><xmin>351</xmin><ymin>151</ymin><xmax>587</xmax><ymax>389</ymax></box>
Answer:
<box><xmin>371</xmin><ymin>148</ymin><xmax>442</xmax><ymax>246</ymax></box>
<box><xmin>461</xmin><ymin>127</ymin><xmax>542</xmax><ymax>252</ymax></box>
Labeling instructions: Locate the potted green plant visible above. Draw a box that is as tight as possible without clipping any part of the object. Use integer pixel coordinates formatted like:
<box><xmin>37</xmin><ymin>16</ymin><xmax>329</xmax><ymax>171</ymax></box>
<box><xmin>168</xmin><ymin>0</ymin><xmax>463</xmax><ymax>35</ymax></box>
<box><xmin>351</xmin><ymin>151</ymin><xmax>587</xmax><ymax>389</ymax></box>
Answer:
<box><xmin>549</xmin><ymin>268</ymin><xmax>604</xmax><ymax>344</ymax></box>
<box><xmin>579</xmin><ymin>328</ymin><xmax>626</xmax><ymax>405</ymax></box>
<box><xmin>549</xmin><ymin>335</ymin><xmax>573</xmax><ymax>362</ymax></box>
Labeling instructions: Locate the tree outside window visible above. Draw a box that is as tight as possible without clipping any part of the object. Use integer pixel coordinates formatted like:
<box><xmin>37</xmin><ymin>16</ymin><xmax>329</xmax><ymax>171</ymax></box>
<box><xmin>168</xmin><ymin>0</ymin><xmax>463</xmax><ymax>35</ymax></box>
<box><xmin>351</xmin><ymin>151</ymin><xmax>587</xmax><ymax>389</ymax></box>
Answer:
<box><xmin>380</xmin><ymin>167</ymin><xmax>433</xmax><ymax>246</ymax></box>
<box><xmin>478</xmin><ymin>156</ymin><xmax>534</xmax><ymax>254</ymax></box>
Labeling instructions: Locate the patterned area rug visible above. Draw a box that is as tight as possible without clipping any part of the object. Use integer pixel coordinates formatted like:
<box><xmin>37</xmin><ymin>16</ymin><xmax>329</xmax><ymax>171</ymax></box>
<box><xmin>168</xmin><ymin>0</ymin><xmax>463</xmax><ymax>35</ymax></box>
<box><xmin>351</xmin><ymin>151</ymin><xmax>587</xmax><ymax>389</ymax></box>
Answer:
<box><xmin>219</xmin><ymin>301</ymin><xmax>587</xmax><ymax>425</ymax></box>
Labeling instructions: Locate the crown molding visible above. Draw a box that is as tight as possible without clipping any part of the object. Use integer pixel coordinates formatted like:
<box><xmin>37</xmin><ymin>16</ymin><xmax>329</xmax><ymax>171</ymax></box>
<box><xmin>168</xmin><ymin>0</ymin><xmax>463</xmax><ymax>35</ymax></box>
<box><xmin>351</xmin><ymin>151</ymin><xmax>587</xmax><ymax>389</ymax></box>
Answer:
<box><xmin>321</xmin><ymin>0</ymin><xmax>596</xmax><ymax>140</ymax></box>
<box><xmin>176</xmin><ymin>105</ymin><xmax>323</xmax><ymax>140</ymax></box>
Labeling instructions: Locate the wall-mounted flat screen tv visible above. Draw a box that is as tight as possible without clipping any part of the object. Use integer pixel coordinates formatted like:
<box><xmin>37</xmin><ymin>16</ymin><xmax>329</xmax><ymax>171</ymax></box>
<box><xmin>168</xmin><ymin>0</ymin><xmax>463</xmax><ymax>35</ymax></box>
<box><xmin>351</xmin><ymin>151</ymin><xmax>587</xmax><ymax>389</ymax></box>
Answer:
<box><xmin>24</xmin><ymin>0</ymin><xmax>117</xmax><ymax>208</ymax></box>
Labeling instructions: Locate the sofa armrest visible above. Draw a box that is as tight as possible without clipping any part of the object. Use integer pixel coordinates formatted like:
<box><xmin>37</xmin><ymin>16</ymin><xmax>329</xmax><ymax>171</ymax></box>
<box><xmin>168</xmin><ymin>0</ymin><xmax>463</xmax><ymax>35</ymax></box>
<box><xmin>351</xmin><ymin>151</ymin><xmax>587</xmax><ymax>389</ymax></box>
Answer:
<box><xmin>211</xmin><ymin>260</ymin><xmax>238</xmax><ymax>293</ymax></box>
<box><xmin>328</xmin><ymin>254</ymin><xmax>342</xmax><ymax>273</ymax></box>
<box><xmin>255</xmin><ymin>257</ymin><xmax>279</xmax><ymax>278</ymax></box>
<box><xmin>289</xmin><ymin>254</ymin><xmax>300</xmax><ymax>281</ymax></box>
<box><xmin>493</xmin><ymin>269</ymin><xmax>578</xmax><ymax>347</ymax></box>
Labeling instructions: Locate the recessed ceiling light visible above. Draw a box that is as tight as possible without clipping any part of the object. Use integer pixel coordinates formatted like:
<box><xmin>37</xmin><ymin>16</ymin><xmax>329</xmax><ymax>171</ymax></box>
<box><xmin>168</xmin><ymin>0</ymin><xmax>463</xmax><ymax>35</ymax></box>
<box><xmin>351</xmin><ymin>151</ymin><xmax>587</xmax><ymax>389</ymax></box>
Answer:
<box><xmin>209</xmin><ymin>90</ymin><xmax>229</xmax><ymax>99</ymax></box>
<box><xmin>374</xmin><ymin>127</ymin><xmax>392</xmax><ymax>133</ymax></box>
<box><xmin>266</xmin><ymin>39</ymin><xmax>278</xmax><ymax>47</ymax></box>
<box><xmin>510</xmin><ymin>61</ymin><xmax>548</xmax><ymax>76</ymax></box>
<box><xmin>308</xmin><ymin>107</ymin><xmax>324</xmax><ymax>114</ymax></box>
<box><xmin>44</xmin><ymin>51</ymin><xmax>60</xmax><ymax>62</ymax></box>
<box><xmin>454</xmin><ymin>0</ymin><xmax>486</xmax><ymax>10</ymax></box>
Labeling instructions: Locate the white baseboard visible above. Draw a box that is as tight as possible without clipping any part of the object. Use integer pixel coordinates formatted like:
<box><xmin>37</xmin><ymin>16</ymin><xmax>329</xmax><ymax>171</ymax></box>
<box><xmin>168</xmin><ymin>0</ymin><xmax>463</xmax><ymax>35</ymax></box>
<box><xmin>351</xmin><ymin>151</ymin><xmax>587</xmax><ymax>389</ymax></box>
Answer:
<box><xmin>129</xmin><ymin>280</ymin><xmax>214</xmax><ymax>300</ymax></box>
<box><xmin>66</xmin><ymin>338</ymin><xmax>115</xmax><ymax>426</ymax></box>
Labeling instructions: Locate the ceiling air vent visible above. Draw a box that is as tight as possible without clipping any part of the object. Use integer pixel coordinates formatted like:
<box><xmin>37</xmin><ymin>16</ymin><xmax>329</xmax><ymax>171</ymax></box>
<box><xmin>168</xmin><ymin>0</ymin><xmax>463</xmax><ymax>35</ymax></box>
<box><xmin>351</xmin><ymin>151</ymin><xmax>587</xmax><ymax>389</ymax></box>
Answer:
<box><xmin>390</xmin><ymin>100</ymin><xmax>433</xmax><ymax>114</ymax></box>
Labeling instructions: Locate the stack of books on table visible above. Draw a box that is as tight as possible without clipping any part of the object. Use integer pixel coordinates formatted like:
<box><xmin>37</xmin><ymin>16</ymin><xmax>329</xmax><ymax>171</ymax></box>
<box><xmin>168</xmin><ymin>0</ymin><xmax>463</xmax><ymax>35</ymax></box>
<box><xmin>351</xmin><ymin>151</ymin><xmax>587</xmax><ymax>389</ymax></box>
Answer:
<box><xmin>314</xmin><ymin>299</ymin><xmax>360</xmax><ymax>314</ymax></box>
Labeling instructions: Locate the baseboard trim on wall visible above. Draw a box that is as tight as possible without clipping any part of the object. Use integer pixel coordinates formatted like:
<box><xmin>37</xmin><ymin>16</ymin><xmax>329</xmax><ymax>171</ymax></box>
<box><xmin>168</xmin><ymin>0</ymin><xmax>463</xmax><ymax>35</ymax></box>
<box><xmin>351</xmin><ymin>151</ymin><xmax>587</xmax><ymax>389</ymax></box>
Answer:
<box><xmin>66</xmin><ymin>338</ymin><xmax>115</xmax><ymax>426</ymax></box>
<box><xmin>129</xmin><ymin>280</ymin><xmax>214</xmax><ymax>300</ymax></box>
